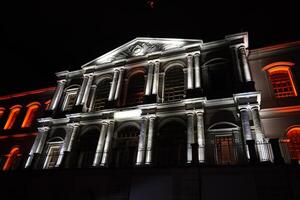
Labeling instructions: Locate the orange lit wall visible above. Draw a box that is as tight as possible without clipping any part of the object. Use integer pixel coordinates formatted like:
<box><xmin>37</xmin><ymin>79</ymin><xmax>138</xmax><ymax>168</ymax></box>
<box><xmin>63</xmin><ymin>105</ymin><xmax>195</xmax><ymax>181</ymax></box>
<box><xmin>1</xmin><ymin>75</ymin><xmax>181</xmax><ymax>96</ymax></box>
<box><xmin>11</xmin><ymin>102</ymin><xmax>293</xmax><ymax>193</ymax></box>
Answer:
<box><xmin>4</xmin><ymin>105</ymin><xmax>22</xmax><ymax>130</ymax></box>
<box><xmin>2</xmin><ymin>147</ymin><xmax>20</xmax><ymax>171</ymax></box>
<box><xmin>21</xmin><ymin>103</ymin><xmax>40</xmax><ymax>128</ymax></box>
<box><xmin>0</xmin><ymin>108</ymin><xmax>5</xmax><ymax>119</ymax></box>
<box><xmin>44</xmin><ymin>100</ymin><xmax>51</xmax><ymax>110</ymax></box>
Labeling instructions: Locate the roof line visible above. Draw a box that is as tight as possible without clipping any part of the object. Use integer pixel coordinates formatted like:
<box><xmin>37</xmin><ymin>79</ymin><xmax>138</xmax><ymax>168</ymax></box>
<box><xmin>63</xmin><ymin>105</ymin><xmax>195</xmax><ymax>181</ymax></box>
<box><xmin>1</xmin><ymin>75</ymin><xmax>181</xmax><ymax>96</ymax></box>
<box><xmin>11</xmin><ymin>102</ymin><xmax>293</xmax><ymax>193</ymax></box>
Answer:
<box><xmin>0</xmin><ymin>87</ymin><xmax>56</xmax><ymax>101</ymax></box>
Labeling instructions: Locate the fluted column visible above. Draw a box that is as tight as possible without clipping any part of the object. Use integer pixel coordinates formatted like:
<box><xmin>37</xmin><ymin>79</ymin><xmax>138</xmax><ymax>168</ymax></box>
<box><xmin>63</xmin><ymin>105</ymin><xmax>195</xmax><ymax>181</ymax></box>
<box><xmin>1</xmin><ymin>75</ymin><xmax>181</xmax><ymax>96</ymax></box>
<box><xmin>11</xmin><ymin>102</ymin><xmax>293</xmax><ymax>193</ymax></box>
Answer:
<box><xmin>49</xmin><ymin>79</ymin><xmax>66</xmax><ymax>110</ymax></box>
<box><xmin>187</xmin><ymin>112</ymin><xmax>195</xmax><ymax>163</ymax></box>
<box><xmin>240</xmin><ymin>108</ymin><xmax>252</xmax><ymax>141</ymax></box>
<box><xmin>56</xmin><ymin>123</ymin><xmax>80</xmax><ymax>167</ymax></box>
<box><xmin>93</xmin><ymin>122</ymin><xmax>109</xmax><ymax>166</ymax></box>
<box><xmin>108</xmin><ymin>69</ymin><xmax>119</xmax><ymax>101</ymax></box>
<box><xmin>76</xmin><ymin>75</ymin><xmax>89</xmax><ymax>105</ymax></box>
<box><xmin>194</xmin><ymin>53</ymin><xmax>201</xmax><ymax>88</ymax></box>
<box><xmin>114</xmin><ymin>68</ymin><xmax>124</xmax><ymax>100</ymax></box>
<box><xmin>238</xmin><ymin>46</ymin><xmax>252</xmax><ymax>82</ymax></box>
<box><xmin>196</xmin><ymin>111</ymin><xmax>205</xmax><ymax>163</ymax></box>
<box><xmin>101</xmin><ymin>121</ymin><xmax>115</xmax><ymax>166</ymax></box>
<box><xmin>251</xmin><ymin>106</ymin><xmax>271</xmax><ymax>162</ymax></box>
<box><xmin>25</xmin><ymin>127</ymin><xmax>50</xmax><ymax>168</ymax></box>
<box><xmin>187</xmin><ymin>54</ymin><xmax>194</xmax><ymax>89</ymax></box>
<box><xmin>87</xmin><ymin>85</ymin><xmax>97</xmax><ymax>112</ymax></box>
<box><xmin>136</xmin><ymin>117</ymin><xmax>148</xmax><ymax>165</ymax></box>
<box><xmin>145</xmin><ymin>116</ymin><xmax>155</xmax><ymax>165</ymax></box>
<box><xmin>152</xmin><ymin>61</ymin><xmax>160</xmax><ymax>95</ymax></box>
<box><xmin>231</xmin><ymin>46</ymin><xmax>244</xmax><ymax>83</ymax></box>
<box><xmin>81</xmin><ymin>74</ymin><xmax>94</xmax><ymax>106</ymax></box>
<box><xmin>145</xmin><ymin>62</ymin><xmax>154</xmax><ymax>96</ymax></box>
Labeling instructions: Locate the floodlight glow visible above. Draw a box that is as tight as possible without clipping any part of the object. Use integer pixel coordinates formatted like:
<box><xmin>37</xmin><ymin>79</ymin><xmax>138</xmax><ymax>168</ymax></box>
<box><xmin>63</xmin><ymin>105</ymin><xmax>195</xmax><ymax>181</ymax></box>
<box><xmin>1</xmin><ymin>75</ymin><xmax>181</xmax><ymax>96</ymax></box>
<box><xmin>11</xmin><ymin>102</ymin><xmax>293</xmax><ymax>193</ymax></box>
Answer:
<box><xmin>114</xmin><ymin>109</ymin><xmax>142</xmax><ymax>120</ymax></box>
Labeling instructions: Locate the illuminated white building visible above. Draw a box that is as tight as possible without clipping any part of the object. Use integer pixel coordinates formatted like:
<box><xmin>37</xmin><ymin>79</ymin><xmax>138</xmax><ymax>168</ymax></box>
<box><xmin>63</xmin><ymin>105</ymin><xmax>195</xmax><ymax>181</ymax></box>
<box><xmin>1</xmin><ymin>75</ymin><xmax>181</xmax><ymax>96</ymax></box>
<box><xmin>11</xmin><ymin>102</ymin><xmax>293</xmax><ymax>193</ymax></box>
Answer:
<box><xmin>25</xmin><ymin>32</ymin><xmax>300</xmax><ymax>169</ymax></box>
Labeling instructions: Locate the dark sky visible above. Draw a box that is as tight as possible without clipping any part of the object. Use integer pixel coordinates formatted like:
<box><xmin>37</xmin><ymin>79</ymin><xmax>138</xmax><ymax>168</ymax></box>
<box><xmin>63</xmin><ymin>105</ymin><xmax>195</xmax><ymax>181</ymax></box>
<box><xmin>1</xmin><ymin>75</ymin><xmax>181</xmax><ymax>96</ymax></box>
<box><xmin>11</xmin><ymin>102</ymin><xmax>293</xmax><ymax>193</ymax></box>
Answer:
<box><xmin>1</xmin><ymin>0</ymin><xmax>299</xmax><ymax>95</ymax></box>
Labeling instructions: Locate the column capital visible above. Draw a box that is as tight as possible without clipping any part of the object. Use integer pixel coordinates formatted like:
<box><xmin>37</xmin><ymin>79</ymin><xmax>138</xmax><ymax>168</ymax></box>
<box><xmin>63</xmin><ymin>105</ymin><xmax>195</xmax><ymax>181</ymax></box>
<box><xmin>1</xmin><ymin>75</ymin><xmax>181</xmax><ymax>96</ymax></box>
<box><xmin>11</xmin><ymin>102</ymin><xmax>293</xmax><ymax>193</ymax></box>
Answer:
<box><xmin>149</xmin><ymin>115</ymin><xmax>156</xmax><ymax>120</ymax></box>
<box><xmin>67</xmin><ymin>122</ymin><xmax>80</xmax><ymax>128</ymax></box>
<box><xmin>83</xmin><ymin>73</ymin><xmax>94</xmax><ymax>78</ymax></box>
<box><xmin>195</xmin><ymin>109</ymin><xmax>204</xmax><ymax>115</ymax></box>
<box><xmin>37</xmin><ymin>126</ymin><xmax>50</xmax><ymax>133</ymax></box>
<box><xmin>57</xmin><ymin>79</ymin><xmax>67</xmax><ymax>84</ymax></box>
<box><xmin>101</xmin><ymin>120</ymin><xmax>110</xmax><ymax>125</ymax></box>
<box><xmin>187</xmin><ymin>54</ymin><xmax>193</xmax><ymax>60</ymax></box>
<box><xmin>194</xmin><ymin>52</ymin><xmax>200</xmax><ymax>57</ymax></box>
<box><xmin>186</xmin><ymin>111</ymin><xmax>194</xmax><ymax>116</ymax></box>
<box><xmin>91</xmin><ymin>84</ymin><xmax>97</xmax><ymax>89</ymax></box>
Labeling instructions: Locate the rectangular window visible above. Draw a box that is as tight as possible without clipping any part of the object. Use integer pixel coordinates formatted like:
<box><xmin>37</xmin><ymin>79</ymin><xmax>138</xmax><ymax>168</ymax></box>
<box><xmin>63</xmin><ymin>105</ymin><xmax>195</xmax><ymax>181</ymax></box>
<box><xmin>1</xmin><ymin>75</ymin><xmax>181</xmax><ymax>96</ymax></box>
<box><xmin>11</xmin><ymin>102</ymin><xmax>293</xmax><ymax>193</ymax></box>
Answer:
<box><xmin>43</xmin><ymin>143</ymin><xmax>62</xmax><ymax>169</ymax></box>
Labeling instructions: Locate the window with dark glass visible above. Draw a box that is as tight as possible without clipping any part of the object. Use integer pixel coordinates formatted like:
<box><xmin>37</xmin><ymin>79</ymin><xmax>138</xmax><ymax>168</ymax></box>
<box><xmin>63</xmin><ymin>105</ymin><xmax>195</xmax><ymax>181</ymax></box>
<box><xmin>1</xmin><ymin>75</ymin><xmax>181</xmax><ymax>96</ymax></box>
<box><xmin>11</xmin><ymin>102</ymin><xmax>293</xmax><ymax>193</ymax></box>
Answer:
<box><xmin>164</xmin><ymin>67</ymin><xmax>185</xmax><ymax>102</ymax></box>
<box><xmin>126</xmin><ymin>74</ymin><xmax>145</xmax><ymax>106</ymax></box>
<box><xmin>94</xmin><ymin>79</ymin><xmax>111</xmax><ymax>111</ymax></box>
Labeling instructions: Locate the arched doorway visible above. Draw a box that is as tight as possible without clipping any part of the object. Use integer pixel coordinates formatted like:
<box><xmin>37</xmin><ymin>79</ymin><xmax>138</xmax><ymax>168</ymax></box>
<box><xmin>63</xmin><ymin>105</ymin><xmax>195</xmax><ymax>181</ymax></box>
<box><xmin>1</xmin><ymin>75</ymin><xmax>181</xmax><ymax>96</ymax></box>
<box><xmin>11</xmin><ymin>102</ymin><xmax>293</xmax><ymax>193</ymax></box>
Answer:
<box><xmin>155</xmin><ymin>120</ymin><xmax>187</xmax><ymax>166</ymax></box>
<box><xmin>93</xmin><ymin>78</ymin><xmax>111</xmax><ymax>111</ymax></box>
<box><xmin>75</xmin><ymin>127</ymin><xmax>100</xmax><ymax>168</ymax></box>
<box><xmin>207</xmin><ymin>122</ymin><xmax>243</xmax><ymax>165</ymax></box>
<box><xmin>110</xmin><ymin>126</ymin><xmax>140</xmax><ymax>168</ymax></box>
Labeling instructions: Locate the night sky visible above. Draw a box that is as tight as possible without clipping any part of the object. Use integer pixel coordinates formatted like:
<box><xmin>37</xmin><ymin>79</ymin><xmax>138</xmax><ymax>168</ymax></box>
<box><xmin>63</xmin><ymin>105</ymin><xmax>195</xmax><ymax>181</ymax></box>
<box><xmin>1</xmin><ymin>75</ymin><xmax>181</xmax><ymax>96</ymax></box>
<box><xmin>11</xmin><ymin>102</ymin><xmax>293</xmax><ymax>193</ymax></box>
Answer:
<box><xmin>1</xmin><ymin>0</ymin><xmax>299</xmax><ymax>95</ymax></box>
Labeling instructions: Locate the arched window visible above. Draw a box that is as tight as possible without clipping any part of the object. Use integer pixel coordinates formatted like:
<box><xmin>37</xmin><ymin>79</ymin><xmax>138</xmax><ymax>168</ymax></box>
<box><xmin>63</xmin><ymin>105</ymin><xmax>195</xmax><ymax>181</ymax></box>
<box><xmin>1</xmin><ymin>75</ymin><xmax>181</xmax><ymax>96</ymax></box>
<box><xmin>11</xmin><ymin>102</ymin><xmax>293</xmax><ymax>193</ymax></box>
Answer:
<box><xmin>164</xmin><ymin>66</ymin><xmax>185</xmax><ymax>102</ymax></box>
<box><xmin>62</xmin><ymin>85</ymin><xmax>79</xmax><ymax>111</ymax></box>
<box><xmin>43</xmin><ymin>137</ymin><xmax>64</xmax><ymax>169</ymax></box>
<box><xmin>111</xmin><ymin>126</ymin><xmax>140</xmax><ymax>167</ymax></box>
<box><xmin>286</xmin><ymin>127</ymin><xmax>300</xmax><ymax>160</ymax></box>
<box><xmin>262</xmin><ymin>62</ymin><xmax>298</xmax><ymax>98</ymax></box>
<box><xmin>4</xmin><ymin>105</ymin><xmax>22</xmax><ymax>130</ymax></box>
<box><xmin>2</xmin><ymin>147</ymin><xmax>21</xmax><ymax>171</ymax></box>
<box><xmin>93</xmin><ymin>79</ymin><xmax>111</xmax><ymax>111</ymax></box>
<box><xmin>21</xmin><ymin>102</ymin><xmax>41</xmax><ymax>128</ymax></box>
<box><xmin>126</xmin><ymin>73</ymin><xmax>145</xmax><ymax>106</ymax></box>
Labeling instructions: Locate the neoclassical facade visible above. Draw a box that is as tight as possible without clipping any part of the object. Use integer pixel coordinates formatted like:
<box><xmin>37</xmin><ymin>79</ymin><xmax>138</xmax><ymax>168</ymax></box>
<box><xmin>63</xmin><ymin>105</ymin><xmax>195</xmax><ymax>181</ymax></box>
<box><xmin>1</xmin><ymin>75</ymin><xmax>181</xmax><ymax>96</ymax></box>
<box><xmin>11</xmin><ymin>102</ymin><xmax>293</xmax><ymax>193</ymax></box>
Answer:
<box><xmin>24</xmin><ymin>32</ymin><xmax>300</xmax><ymax>170</ymax></box>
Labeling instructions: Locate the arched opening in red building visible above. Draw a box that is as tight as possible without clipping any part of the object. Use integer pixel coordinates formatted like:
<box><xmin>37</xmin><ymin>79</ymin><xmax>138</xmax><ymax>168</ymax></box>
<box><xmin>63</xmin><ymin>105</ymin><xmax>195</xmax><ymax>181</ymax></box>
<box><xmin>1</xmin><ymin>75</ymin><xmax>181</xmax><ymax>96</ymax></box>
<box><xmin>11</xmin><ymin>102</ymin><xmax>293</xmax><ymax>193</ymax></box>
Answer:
<box><xmin>110</xmin><ymin>125</ymin><xmax>140</xmax><ymax>168</ymax></box>
<box><xmin>154</xmin><ymin>119</ymin><xmax>187</xmax><ymax>166</ymax></box>
<box><xmin>2</xmin><ymin>147</ymin><xmax>21</xmax><ymax>171</ymax></box>
<box><xmin>286</xmin><ymin>127</ymin><xmax>300</xmax><ymax>161</ymax></box>
<box><xmin>22</xmin><ymin>102</ymin><xmax>40</xmax><ymax>128</ymax></box>
<box><xmin>4</xmin><ymin>105</ymin><xmax>22</xmax><ymax>130</ymax></box>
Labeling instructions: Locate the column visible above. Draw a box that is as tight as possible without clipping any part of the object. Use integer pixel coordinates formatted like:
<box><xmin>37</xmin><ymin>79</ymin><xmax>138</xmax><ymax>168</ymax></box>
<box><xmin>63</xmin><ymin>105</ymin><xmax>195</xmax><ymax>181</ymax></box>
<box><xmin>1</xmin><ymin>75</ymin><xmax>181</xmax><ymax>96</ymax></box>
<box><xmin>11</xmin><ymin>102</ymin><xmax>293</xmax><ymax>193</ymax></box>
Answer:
<box><xmin>75</xmin><ymin>75</ymin><xmax>89</xmax><ymax>105</ymax></box>
<box><xmin>101</xmin><ymin>121</ymin><xmax>115</xmax><ymax>166</ymax></box>
<box><xmin>56</xmin><ymin>123</ymin><xmax>80</xmax><ymax>167</ymax></box>
<box><xmin>114</xmin><ymin>67</ymin><xmax>124</xmax><ymax>100</ymax></box>
<box><xmin>231</xmin><ymin>46</ymin><xmax>243</xmax><ymax>83</ymax></box>
<box><xmin>49</xmin><ymin>79</ymin><xmax>66</xmax><ymax>111</ymax></box>
<box><xmin>81</xmin><ymin>74</ymin><xmax>94</xmax><ymax>106</ymax></box>
<box><xmin>87</xmin><ymin>85</ymin><xmax>97</xmax><ymax>112</ymax></box>
<box><xmin>25</xmin><ymin>127</ymin><xmax>50</xmax><ymax>168</ymax></box>
<box><xmin>93</xmin><ymin>122</ymin><xmax>109</xmax><ymax>166</ymax></box>
<box><xmin>240</xmin><ymin>108</ymin><xmax>252</xmax><ymax>141</ymax></box>
<box><xmin>238</xmin><ymin>46</ymin><xmax>252</xmax><ymax>82</ymax></box>
<box><xmin>187</xmin><ymin>112</ymin><xmax>195</xmax><ymax>163</ymax></box>
<box><xmin>136</xmin><ymin>117</ymin><xmax>148</xmax><ymax>165</ymax></box>
<box><xmin>194</xmin><ymin>53</ymin><xmax>201</xmax><ymax>88</ymax></box>
<box><xmin>187</xmin><ymin>54</ymin><xmax>194</xmax><ymax>89</ymax></box>
<box><xmin>108</xmin><ymin>69</ymin><xmax>119</xmax><ymax>101</ymax></box>
<box><xmin>196</xmin><ymin>111</ymin><xmax>205</xmax><ymax>163</ymax></box>
<box><xmin>145</xmin><ymin>62</ymin><xmax>154</xmax><ymax>96</ymax></box>
<box><xmin>152</xmin><ymin>61</ymin><xmax>160</xmax><ymax>95</ymax></box>
<box><xmin>251</xmin><ymin>106</ymin><xmax>271</xmax><ymax>162</ymax></box>
<box><xmin>145</xmin><ymin>116</ymin><xmax>155</xmax><ymax>165</ymax></box>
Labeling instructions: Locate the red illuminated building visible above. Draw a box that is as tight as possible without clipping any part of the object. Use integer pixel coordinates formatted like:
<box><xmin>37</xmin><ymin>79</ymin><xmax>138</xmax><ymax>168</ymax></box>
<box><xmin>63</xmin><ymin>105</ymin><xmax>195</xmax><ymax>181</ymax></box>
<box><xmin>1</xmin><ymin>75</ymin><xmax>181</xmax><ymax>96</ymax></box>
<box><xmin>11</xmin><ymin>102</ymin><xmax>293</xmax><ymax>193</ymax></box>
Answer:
<box><xmin>0</xmin><ymin>87</ymin><xmax>55</xmax><ymax>170</ymax></box>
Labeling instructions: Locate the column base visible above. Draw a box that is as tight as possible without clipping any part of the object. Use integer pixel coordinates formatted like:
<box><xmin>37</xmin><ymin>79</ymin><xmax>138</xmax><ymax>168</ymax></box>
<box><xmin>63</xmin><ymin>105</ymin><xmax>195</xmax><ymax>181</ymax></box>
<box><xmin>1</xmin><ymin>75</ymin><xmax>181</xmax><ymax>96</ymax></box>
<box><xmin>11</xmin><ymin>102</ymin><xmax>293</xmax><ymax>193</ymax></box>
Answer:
<box><xmin>246</xmin><ymin>140</ymin><xmax>259</xmax><ymax>164</ymax></box>
<box><xmin>186</xmin><ymin>88</ymin><xmax>204</xmax><ymax>99</ymax></box>
<box><xmin>269</xmin><ymin>138</ymin><xmax>284</xmax><ymax>164</ymax></box>
<box><xmin>144</xmin><ymin>94</ymin><xmax>157</xmax><ymax>104</ymax></box>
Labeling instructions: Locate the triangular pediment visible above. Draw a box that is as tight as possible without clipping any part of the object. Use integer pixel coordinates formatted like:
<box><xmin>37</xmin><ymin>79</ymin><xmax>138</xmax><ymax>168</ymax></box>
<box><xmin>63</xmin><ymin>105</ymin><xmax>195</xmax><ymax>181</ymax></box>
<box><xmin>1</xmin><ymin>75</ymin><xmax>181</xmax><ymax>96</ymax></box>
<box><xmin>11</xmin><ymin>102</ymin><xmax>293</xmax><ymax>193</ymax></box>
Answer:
<box><xmin>82</xmin><ymin>37</ymin><xmax>202</xmax><ymax>67</ymax></box>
